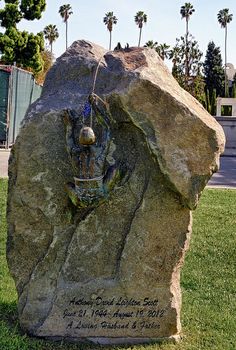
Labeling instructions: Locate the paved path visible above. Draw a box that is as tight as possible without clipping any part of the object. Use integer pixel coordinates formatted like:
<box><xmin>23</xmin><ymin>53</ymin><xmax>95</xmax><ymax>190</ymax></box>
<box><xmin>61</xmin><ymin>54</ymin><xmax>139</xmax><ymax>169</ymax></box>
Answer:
<box><xmin>0</xmin><ymin>150</ymin><xmax>10</xmax><ymax>178</ymax></box>
<box><xmin>0</xmin><ymin>150</ymin><xmax>236</xmax><ymax>189</ymax></box>
<box><xmin>207</xmin><ymin>156</ymin><xmax>236</xmax><ymax>189</ymax></box>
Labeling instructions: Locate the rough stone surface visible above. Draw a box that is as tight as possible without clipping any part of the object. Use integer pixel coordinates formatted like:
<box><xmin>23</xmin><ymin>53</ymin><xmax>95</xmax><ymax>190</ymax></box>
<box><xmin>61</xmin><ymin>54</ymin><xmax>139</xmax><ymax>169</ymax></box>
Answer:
<box><xmin>7</xmin><ymin>40</ymin><xmax>225</xmax><ymax>344</ymax></box>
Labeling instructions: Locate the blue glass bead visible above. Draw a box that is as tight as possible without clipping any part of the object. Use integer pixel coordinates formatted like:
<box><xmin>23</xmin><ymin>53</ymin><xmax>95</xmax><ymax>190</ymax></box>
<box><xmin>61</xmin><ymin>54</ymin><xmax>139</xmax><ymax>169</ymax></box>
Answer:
<box><xmin>82</xmin><ymin>102</ymin><xmax>91</xmax><ymax>118</ymax></box>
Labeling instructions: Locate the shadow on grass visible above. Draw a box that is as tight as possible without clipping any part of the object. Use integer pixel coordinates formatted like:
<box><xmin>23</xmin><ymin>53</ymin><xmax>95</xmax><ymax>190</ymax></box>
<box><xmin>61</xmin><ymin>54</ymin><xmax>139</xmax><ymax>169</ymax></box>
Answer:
<box><xmin>0</xmin><ymin>300</ymin><xmax>18</xmax><ymax>327</ymax></box>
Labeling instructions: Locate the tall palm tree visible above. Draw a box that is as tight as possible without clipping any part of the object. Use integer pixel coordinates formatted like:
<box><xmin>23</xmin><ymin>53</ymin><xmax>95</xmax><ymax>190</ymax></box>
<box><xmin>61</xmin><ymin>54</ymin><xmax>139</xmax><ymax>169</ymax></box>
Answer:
<box><xmin>180</xmin><ymin>3</ymin><xmax>195</xmax><ymax>38</ymax></box>
<box><xmin>134</xmin><ymin>11</ymin><xmax>147</xmax><ymax>47</ymax></box>
<box><xmin>103</xmin><ymin>12</ymin><xmax>118</xmax><ymax>50</ymax></box>
<box><xmin>43</xmin><ymin>24</ymin><xmax>59</xmax><ymax>54</ymax></box>
<box><xmin>59</xmin><ymin>4</ymin><xmax>73</xmax><ymax>50</ymax></box>
<box><xmin>180</xmin><ymin>3</ymin><xmax>195</xmax><ymax>79</ymax></box>
<box><xmin>217</xmin><ymin>8</ymin><xmax>233</xmax><ymax>96</ymax></box>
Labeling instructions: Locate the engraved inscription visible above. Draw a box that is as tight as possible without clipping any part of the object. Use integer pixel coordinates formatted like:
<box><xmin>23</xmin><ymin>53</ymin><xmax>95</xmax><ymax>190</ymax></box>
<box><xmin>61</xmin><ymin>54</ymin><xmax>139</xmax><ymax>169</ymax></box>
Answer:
<box><xmin>62</xmin><ymin>296</ymin><xmax>168</xmax><ymax>334</ymax></box>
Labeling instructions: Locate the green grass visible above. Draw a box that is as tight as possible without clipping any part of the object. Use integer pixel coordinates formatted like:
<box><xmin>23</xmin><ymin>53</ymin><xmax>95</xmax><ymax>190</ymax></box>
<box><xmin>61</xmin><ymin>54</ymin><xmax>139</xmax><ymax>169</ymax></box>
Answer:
<box><xmin>0</xmin><ymin>178</ymin><xmax>236</xmax><ymax>350</ymax></box>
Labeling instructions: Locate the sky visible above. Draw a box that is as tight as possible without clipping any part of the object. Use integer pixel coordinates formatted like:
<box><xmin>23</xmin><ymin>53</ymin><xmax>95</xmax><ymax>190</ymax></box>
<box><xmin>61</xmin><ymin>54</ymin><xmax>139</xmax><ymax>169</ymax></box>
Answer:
<box><xmin>1</xmin><ymin>1</ymin><xmax>236</xmax><ymax>69</ymax></box>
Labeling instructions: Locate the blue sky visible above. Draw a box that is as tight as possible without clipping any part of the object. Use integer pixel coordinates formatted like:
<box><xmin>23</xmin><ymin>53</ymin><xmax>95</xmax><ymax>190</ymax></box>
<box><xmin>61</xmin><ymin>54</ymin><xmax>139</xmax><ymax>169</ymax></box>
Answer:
<box><xmin>2</xmin><ymin>1</ymin><xmax>236</xmax><ymax>69</ymax></box>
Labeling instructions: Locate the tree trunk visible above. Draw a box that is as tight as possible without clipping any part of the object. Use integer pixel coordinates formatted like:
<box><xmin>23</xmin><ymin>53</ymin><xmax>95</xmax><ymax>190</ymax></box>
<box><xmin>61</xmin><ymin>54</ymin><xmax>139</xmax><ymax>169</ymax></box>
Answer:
<box><xmin>185</xmin><ymin>18</ymin><xmax>189</xmax><ymax>83</ymax></box>
<box><xmin>51</xmin><ymin>43</ymin><xmax>53</xmax><ymax>54</ymax></box>
<box><xmin>138</xmin><ymin>27</ymin><xmax>142</xmax><ymax>47</ymax></box>
<box><xmin>224</xmin><ymin>25</ymin><xmax>227</xmax><ymax>97</ymax></box>
<box><xmin>109</xmin><ymin>31</ymin><xmax>112</xmax><ymax>51</ymax></box>
<box><xmin>66</xmin><ymin>20</ymin><xmax>68</xmax><ymax>50</ymax></box>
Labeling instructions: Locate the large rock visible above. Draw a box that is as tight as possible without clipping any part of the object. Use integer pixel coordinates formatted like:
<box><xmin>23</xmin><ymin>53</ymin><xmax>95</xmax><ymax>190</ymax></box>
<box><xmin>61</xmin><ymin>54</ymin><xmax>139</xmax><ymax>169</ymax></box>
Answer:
<box><xmin>7</xmin><ymin>40</ymin><xmax>225</xmax><ymax>344</ymax></box>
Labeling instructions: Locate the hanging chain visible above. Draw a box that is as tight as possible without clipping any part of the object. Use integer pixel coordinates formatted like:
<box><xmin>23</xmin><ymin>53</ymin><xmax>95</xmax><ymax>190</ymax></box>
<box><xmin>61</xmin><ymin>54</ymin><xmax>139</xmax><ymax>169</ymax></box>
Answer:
<box><xmin>89</xmin><ymin>52</ymin><xmax>110</xmax><ymax>128</ymax></box>
<box><xmin>92</xmin><ymin>55</ymin><xmax>106</xmax><ymax>94</ymax></box>
<box><xmin>89</xmin><ymin>55</ymin><xmax>103</xmax><ymax>128</ymax></box>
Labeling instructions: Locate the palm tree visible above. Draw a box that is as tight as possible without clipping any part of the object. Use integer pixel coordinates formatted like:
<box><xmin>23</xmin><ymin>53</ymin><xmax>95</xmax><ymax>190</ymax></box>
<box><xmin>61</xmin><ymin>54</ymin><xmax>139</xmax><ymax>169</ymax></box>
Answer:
<box><xmin>43</xmin><ymin>24</ymin><xmax>59</xmax><ymax>54</ymax></box>
<box><xmin>59</xmin><ymin>4</ymin><xmax>73</xmax><ymax>50</ymax></box>
<box><xmin>180</xmin><ymin>3</ymin><xmax>195</xmax><ymax>79</ymax></box>
<box><xmin>134</xmin><ymin>11</ymin><xmax>147</xmax><ymax>47</ymax></box>
<box><xmin>169</xmin><ymin>46</ymin><xmax>182</xmax><ymax>78</ymax></box>
<box><xmin>144</xmin><ymin>40</ymin><xmax>158</xmax><ymax>49</ymax></box>
<box><xmin>217</xmin><ymin>8</ymin><xmax>233</xmax><ymax>96</ymax></box>
<box><xmin>103</xmin><ymin>12</ymin><xmax>118</xmax><ymax>50</ymax></box>
<box><xmin>156</xmin><ymin>43</ymin><xmax>170</xmax><ymax>61</ymax></box>
<box><xmin>169</xmin><ymin>46</ymin><xmax>181</xmax><ymax>66</ymax></box>
<box><xmin>180</xmin><ymin>3</ymin><xmax>195</xmax><ymax>38</ymax></box>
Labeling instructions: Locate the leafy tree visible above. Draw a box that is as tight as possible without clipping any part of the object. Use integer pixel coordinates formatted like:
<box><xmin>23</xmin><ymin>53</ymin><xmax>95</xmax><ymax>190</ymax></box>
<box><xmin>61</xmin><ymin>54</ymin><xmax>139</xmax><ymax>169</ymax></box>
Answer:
<box><xmin>0</xmin><ymin>0</ymin><xmax>45</xmax><ymax>26</ymax></box>
<box><xmin>180</xmin><ymin>3</ymin><xmax>195</xmax><ymax>79</ymax></box>
<box><xmin>0</xmin><ymin>3</ymin><xmax>22</xmax><ymax>28</ymax></box>
<box><xmin>35</xmin><ymin>49</ymin><xmax>54</xmax><ymax>84</ymax></box>
<box><xmin>43</xmin><ymin>24</ymin><xmax>59</xmax><ymax>54</ymax></box>
<box><xmin>134</xmin><ymin>11</ymin><xmax>147</xmax><ymax>47</ymax></box>
<box><xmin>203</xmin><ymin>41</ymin><xmax>224</xmax><ymax>100</ymax></box>
<box><xmin>170</xmin><ymin>35</ymin><xmax>202</xmax><ymax>80</ymax></box>
<box><xmin>0</xmin><ymin>28</ymin><xmax>44</xmax><ymax>72</ymax></box>
<box><xmin>103</xmin><ymin>11</ymin><xmax>118</xmax><ymax>51</ymax></box>
<box><xmin>190</xmin><ymin>73</ymin><xmax>205</xmax><ymax>103</ymax></box>
<box><xmin>59</xmin><ymin>4</ymin><xmax>73</xmax><ymax>50</ymax></box>
<box><xmin>0</xmin><ymin>0</ymin><xmax>46</xmax><ymax>73</ymax></box>
<box><xmin>20</xmin><ymin>0</ymin><xmax>46</xmax><ymax>20</ymax></box>
<box><xmin>217</xmin><ymin>8</ymin><xmax>233</xmax><ymax>96</ymax></box>
<box><xmin>170</xmin><ymin>35</ymin><xmax>203</xmax><ymax>99</ymax></box>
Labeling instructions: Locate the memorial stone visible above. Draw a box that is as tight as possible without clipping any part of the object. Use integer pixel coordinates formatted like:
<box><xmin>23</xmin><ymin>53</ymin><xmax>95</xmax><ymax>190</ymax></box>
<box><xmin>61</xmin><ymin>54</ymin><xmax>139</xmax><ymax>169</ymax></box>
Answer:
<box><xmin>7</xmin><ymin>40</ymin><xmax>225</xmax><ymax>344</ymax></box>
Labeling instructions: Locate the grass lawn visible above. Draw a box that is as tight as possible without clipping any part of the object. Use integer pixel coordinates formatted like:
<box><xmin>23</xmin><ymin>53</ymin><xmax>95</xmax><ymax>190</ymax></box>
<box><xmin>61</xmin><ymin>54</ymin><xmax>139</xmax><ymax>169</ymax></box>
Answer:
<box><xmin>0</xmin><ymin>178</ymin><xmax>236</xmax><ymax>350</ymax></box>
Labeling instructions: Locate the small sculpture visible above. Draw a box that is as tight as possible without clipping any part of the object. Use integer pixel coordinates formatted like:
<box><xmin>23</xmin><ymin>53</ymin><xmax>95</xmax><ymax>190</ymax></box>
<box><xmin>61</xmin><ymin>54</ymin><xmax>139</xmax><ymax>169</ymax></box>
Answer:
<box><xmin>63</xmin><ymin>94</ymin><xmax>126</xmax><ymax>208</ymax></box>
